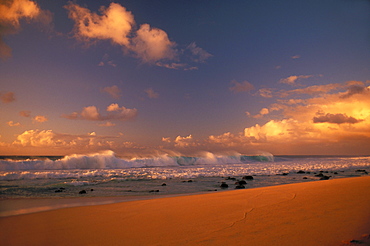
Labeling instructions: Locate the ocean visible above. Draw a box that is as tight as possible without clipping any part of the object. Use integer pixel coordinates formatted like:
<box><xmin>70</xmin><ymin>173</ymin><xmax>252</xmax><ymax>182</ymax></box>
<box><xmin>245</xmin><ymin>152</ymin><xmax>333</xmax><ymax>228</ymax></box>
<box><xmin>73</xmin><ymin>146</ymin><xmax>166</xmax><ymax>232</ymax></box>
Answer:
<box><xmin>1</xmin><ymin>150</ymin><xmax>369</xmax><ymax>200</ymax></box>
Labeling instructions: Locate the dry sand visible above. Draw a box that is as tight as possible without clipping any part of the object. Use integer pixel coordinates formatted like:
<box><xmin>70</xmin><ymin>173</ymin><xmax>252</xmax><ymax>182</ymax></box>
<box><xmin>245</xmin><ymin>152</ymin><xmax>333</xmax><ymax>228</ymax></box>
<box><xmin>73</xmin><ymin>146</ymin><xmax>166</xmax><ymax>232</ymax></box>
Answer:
<box><xmin>1</xmin><ymin>176</ymin><xmax>370</xmax><ymax>246</ymax></box>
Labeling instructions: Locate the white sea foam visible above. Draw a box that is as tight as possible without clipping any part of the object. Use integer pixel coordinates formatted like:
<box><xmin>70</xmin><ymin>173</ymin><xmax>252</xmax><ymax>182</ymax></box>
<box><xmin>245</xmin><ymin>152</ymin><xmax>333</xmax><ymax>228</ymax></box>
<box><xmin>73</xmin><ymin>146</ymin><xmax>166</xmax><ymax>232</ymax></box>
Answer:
<box><xmin>0</xmin><ymin>151</ymin><xmax>369</xmax><ymax>181</ymax></box>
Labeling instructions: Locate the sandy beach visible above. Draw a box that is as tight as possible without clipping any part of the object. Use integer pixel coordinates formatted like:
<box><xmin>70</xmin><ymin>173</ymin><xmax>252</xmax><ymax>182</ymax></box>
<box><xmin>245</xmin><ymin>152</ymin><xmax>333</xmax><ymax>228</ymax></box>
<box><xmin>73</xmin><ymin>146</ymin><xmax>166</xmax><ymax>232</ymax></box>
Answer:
<box><xmin>1</xmin><ymin>176</ymin><xmax>370</xmax><ymax>246</ymax></box>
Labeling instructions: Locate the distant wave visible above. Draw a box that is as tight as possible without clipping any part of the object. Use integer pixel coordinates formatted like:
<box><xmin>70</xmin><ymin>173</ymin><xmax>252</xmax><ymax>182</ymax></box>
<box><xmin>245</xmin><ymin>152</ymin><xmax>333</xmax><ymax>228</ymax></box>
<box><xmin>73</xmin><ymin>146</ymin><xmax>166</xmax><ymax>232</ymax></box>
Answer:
<box><xmin>0</xmin><ymin>150</ymin><xmax>274</xmax><ymax>171</ymax></box>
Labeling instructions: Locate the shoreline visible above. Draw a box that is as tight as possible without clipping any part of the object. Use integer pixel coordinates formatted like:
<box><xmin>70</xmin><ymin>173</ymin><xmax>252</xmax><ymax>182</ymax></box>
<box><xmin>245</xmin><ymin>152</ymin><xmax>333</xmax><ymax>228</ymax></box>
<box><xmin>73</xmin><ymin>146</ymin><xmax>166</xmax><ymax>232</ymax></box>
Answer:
<box><xmin>1</xmin><ymin>176</ymin><xmax>370</xmax><ymax>245</ymax></box>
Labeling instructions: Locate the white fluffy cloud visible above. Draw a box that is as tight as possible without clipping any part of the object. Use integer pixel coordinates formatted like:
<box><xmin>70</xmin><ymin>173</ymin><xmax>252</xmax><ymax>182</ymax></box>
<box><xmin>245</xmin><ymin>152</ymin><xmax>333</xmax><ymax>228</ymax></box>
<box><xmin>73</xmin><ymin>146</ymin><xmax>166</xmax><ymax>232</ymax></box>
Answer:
<box><xmin>63</xmin><ymin>103</ymin><xmax>137</xmax><ymax>121</ymax></box>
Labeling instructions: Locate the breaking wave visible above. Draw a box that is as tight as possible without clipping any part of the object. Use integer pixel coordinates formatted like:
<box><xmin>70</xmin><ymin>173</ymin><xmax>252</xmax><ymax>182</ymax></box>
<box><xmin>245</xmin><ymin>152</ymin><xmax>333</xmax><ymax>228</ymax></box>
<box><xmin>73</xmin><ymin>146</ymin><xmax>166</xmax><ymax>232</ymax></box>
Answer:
<box><xmin>0</xmin><ymin>150</ymin><xmax>274</xmax><ymax>171</ymax></box>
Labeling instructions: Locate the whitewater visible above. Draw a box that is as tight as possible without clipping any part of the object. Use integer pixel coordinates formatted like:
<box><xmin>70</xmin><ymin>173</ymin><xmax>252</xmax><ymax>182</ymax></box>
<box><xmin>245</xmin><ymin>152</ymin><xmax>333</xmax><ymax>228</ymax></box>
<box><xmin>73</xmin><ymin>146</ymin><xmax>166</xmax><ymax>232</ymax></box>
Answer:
<box><xmin>0</xmin><ymin>150</ymin><xmax>369</xmax><ymax>200</ymax></box>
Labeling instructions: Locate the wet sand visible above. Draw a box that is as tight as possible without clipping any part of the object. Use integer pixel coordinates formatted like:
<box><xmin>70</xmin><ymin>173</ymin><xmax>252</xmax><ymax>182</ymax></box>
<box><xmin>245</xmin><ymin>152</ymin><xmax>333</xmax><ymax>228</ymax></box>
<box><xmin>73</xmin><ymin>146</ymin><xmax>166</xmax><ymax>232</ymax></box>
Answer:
<box><xmin>1</xmin><ymin>176</ymin><xmax>370</xmax><ymax>246</ymax></box>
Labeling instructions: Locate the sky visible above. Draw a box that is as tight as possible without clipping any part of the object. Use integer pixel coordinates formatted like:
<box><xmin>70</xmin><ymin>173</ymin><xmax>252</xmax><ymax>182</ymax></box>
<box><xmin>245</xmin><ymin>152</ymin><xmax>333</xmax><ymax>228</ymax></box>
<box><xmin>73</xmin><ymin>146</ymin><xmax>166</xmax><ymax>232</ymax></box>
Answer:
<box><xmin>0</xmin><ymin>0</ymin><xmax>369</xmax><ymax>157</ymax></box>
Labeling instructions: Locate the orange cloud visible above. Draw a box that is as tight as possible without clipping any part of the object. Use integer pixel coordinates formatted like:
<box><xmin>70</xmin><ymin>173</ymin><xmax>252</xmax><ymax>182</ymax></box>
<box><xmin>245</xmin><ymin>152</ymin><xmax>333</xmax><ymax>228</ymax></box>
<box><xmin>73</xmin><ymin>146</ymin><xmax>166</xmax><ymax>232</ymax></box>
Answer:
<box><xmin>101</xmin><ymin>85</ymin><xmax>122</xmax><ymax>99</ymax></box>
<box><xmin>131</xmin><ymin>23</ymin><xmax>177</xmax><ymax>63</ymax></box>
<box><xmin>33</xmin><ymin>115</ymin><xmax>48</xmax><ymax>123</ymax></box>
<box><xmin>65</xmin><ymin>2</ymin><xmax>210</xmax><ymax>68</ymax></box>
<box><xmin>63</xmin><ymin>103</ymin><xmax>137</xmax><ymax>121</ymax></box>
<box><xmin>0</xmin><ymin>91</ymin><xmax>15</xmax><ymax>103</ymax></box>
<box><xmin>65</xmin><ymin>2</ymin><xmax>134</xmax><ymax>47</ymax></box>
<box><xmin>98</xmin><ymin>122</ymin><xmax>116</xmax><ymax>127</ymax></box>
<box><xmin>7</xmin><ymin>121</ymin><xmax>21</xmax><ymax>127</ymax></box>
<box><xmin>174</xmin><ymin>135</ymin><xmax>198</xmax><ymax>148</ymax></box>
<box><xmin>242</xmin><ymin>81</ymin><xmax>370</xmax><ymax>153</ymax></box>
<box><xmin>19</xmin><ymin>110</ymin><xmax>31</xmax><ymax>117</ymax></box>
<box><xmin>65</xmin><ymin>3</ymin><xmax>176</xmax><ymax>63</ymax></box>
<box><xmin>13</xmin><ymin>129</ymin><xmax>116</xmax><ymax>148</ymax></box>
<box><xmin>279</xmin><ymin>75</ymin><xmax>313</xmax><ymax>85</ymax></box>
<box><xmin>0</xmin><ymin>0</ymin><xmax>52</xmax><ymax>59</ymax></box>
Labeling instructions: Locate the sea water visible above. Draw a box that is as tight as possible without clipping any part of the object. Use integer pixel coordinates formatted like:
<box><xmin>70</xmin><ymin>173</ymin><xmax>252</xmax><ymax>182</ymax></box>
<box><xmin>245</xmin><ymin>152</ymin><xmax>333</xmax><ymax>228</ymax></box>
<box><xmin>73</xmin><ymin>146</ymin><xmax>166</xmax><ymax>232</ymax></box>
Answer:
<box><xmin>1</xmin><ymin>150</ymin><xmax>369</xmax><ymax>199</ymax></box>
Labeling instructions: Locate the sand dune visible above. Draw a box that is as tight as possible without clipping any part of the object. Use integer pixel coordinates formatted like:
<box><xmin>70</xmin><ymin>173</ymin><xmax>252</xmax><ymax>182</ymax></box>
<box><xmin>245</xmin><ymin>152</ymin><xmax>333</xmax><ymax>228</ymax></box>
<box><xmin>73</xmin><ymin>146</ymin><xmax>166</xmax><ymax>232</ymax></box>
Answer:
<box><xmin>1</xmin><ymin>176</ymin><xmax>370</xmax><ymax>246</ymax></box>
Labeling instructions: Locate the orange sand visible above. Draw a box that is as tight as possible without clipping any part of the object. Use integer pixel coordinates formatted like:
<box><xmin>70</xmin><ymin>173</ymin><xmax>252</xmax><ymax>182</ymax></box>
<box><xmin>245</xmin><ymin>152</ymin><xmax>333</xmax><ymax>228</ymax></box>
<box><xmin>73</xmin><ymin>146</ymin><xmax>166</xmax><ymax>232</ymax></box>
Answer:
<box><xmin>1</xmin><ymin>176</ymin><xmax>370</xmax><ymax>246</ymax></box>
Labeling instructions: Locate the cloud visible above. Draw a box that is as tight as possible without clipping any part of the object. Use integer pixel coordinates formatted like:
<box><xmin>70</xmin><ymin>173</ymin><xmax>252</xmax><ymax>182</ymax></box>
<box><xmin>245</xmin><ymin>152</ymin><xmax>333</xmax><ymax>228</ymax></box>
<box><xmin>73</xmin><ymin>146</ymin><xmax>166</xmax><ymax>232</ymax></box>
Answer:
<box><xmin>98</xmin><ymin>54</ymin><xmax>117</xmax><ymax>67</ymax></box>
<box><xmin>279</xmin><ymin>75</ymin><xmax>313</xmax><ymax>85</ymax></box>
<box><xmin>7</xmin><ymin>121</ymin><xmax>21</xmax><ymax>126</ymax></box>
<box><xmin>145</xmin><ymin>88</ymin><xmax>159</xmax><ymax>99</ymax></box>
<box><xmin>0</xmin><ymin>0</ymin><xmax>52</xmax><ymax>59</ymax></box>
<box><xmin>155</xmin><ymin>62</ymin><xmax>198</xmax><ymax>70</ymax></box>
<box><xmin>13</xmin><ymin>129</ymin><xmax>117</xmax><ymax>149</ymax></box>
<box><xmin>278</xmin><ymin>83</ymin><xmax>344</xmax><ymax>97</ymax></box>
<box><xmin>101</xmin><ymin>85</ymin><xmax>122</xmax><ymax>99</ymax></box>
<box><xmin>63</xmin><ymin>103</ymin><xmax>137</xmax><ymax>121</ymax></box>
<box><xmin>207</xmin><ymin>132</ymin><xmax>251</xmax><ymax>148</ymax></box>
<box><xmin>65</xmin><ymin>2</ymin><xmax>210</xmax><ymax>68</ymax></box>
<box><xmin>131</xmin><ymin>23</ymin><xmax>177</xmax><ymax>63</ymax></box>
<box><xmin>256</xmin><ymin>88</ymin><xmax>274</xmax><ymax>98</ymax></box>
<box><xmin>33</xmin><ymin>115</ymin><xmax>48</xmax><ymax>123</ymax></box>
<box><xmin>186</xmin><ymin>42</ymin><xmax>212</xmax><ymax>63</ymax></box>
<box><xmin>313</xmin><ymin>113</ymin><xmax>363</xmax><ymax>124</ymax></box>
<box><xmin>174</xmin><ymin>135</ymin><xmax>198</xmax><ymax>148</ymax></box>
<box><xmin>65</xmin><ymin>2</ymin><xmax>134</xmax><ymax>47</ymax></box>
<box><xmin>339</xmin><ymin>83</ymin><xmax>369</xmax><ymax>99</ymax></box>
<box><xmin>291</xmin><ymin>55</ymin><xmax>300</xmax><ymax>59</ymax></box>
<box><xmin>253</xmin><ymin>108</ymin><xmax>269</xmax><ymax>118</ymax></box>
<box><xmin>161</xmin><ymin>137</ymin><xmax>171</xmax><ymax>143</ymax></box>
<box><xmin>65</xmin><ymin>2</ymin><xmax>175</xmax><ymax>63</ymax></box>
<box><xmin>0</xmin><ymin>91</ymin><xmax>15</xmax><ymax>103</ymax></box>
<box><xmin>229</xmin><ymin>80</ymin><xmax>254</xmax><ymax>93</ymax></box>
<box><xmin>240</xmin><ymin>80</ymin><xmax>370</xmax><ymax>153</ymax></box>
<box><xmin>19</xmin><ymin>110</ymin><xmax>31</xmax><ymax>117</ymax></box>
<box><xmin>14</xmin><ymin>129</ymin><xmax>56</xmax><ymax>147</ymax></box>
<box><xmin>98</xmin><ymin>122</ymin><xmax>116</xmax><ymax>127</ymax></box>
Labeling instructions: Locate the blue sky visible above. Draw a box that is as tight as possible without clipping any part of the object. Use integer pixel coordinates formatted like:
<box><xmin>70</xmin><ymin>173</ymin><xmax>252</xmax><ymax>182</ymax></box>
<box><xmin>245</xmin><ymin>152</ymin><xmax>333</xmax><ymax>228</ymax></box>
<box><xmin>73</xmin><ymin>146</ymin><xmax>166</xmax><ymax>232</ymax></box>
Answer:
<box><xmin>1</xmin><ymin>0</ymin><xmax>369</xmax><ymax>156</ymax></box>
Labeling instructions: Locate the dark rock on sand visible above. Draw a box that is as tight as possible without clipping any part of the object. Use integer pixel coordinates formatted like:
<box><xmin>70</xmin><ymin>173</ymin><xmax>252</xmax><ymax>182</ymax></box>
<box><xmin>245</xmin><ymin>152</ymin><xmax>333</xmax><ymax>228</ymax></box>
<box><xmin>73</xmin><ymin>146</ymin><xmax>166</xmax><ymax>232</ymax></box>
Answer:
<box><xmin>161</xmin><ymin>183</ymin><xmax>167</xmax><ymax>186</ymax></box>
<box><xmin>55</xmin><ymin>189</ymin><xmax>63</xmax><ymax>193</ymax></box>
<box><xmin>303</xmin><ymin>177</ymin><xmax>308</xmax><ymax>179</ymax></box>
<box><xmin>297</xmin><ymin>170</ymin><xmax>305</xmax><ymax>174</ymax></box>
<box><xmin>356</xmin><ymin>169</ymin><xmax>368</xmax><ymax>174</ymax></box>
<box><xmin>220</xmin><ymin>182</ymin><xmax>229</xmax><ymax>188</ymax></box>
<box><xmin>149</xmin><ymin>190</ymin><xmax>160</xmax><ymax>193</ymax></box>
<box><xmin>235</xmin><ymin>180</ymin><xmax>247</xmax><ymax>185</ymax></box>
<box><xmin>79</xmin><ymin>190</ymin><xmax>87</xmax><ymax>194</ymax></box>
<box><xmin>315</xmin><ymin>173</ymin><xmax>325</xmax><ymax>177</ymax></box>
<box><xmin>90</xmin><ymin>189</ymin><xmax>94</xmax><ymax>191</ymax></box>
<box><xmin>320</xmin><ymin>175</ymin><xmax>331</xmax><ymax>180</ymax></box>
<box><xmin>242</xmin><ymin>176</ymin><xmax>254</xmax><ymax>180</ymax></box>
<box><xmin>235</xmin><ymin>185</ymin><xmax>245</xmax><ymax>189</ymax></box>
<box><xmin>226</xmin><ymin>177</ymin><xmax>236</xmax><ymax>181</ymax></box>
